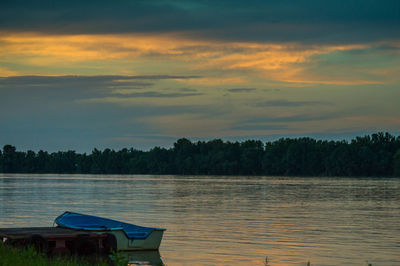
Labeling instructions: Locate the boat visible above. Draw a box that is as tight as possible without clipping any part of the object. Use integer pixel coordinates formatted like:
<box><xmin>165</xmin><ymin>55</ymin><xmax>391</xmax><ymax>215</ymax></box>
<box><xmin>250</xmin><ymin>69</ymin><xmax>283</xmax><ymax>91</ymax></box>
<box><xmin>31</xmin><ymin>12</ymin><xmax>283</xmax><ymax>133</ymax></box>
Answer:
<box><xmin>55</xmin><ymin>211</ymin><xmax>166</xmax><ymax>251</ymax></box>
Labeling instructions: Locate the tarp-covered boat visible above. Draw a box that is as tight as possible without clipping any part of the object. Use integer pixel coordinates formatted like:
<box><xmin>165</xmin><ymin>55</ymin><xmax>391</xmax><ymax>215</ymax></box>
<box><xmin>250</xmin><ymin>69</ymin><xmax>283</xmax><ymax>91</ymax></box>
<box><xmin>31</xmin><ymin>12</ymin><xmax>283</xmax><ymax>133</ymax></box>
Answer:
<box><xmin>55</xmin><ymin>211</ymin><xmax>165</xmax><ymax>251</ymax></box>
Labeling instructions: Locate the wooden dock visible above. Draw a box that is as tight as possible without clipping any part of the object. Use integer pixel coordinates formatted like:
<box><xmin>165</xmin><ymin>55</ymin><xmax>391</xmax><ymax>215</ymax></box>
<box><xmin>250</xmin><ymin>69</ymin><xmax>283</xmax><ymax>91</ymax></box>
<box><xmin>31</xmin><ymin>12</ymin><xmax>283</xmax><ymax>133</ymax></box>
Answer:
<box><xmin>0</xmin><ymin>227</ymin><xmax>117</xmax><ymax>255</ymax></box>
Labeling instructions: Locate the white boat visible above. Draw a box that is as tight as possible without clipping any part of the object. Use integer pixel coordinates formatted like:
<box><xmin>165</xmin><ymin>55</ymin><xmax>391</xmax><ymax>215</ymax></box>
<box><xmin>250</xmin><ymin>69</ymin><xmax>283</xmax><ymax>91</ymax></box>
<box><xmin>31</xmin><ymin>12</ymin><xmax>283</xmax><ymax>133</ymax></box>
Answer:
<box><xmin>55</xmin><ymin>211</ymin><xmax>165</xmax><ymax>251</ymax></box>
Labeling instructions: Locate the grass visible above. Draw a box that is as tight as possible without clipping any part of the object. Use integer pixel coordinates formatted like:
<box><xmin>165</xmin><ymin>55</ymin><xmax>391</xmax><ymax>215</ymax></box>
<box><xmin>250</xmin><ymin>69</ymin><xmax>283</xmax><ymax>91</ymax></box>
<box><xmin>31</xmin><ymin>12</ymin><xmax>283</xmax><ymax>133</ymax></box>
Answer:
<box><xmin>0</xmin><ymin>242</ymin><xmax>128</xmax><ymax>266</ymax></box>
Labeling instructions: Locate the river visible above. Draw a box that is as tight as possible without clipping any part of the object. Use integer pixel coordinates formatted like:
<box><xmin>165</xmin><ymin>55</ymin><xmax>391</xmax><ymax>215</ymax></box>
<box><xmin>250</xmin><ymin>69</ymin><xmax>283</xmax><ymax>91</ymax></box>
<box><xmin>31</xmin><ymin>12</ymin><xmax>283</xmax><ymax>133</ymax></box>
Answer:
<box><xmin>0</xmin><ymin>174</ymin><xmax>399</xmax><ymax>265</ymax></box>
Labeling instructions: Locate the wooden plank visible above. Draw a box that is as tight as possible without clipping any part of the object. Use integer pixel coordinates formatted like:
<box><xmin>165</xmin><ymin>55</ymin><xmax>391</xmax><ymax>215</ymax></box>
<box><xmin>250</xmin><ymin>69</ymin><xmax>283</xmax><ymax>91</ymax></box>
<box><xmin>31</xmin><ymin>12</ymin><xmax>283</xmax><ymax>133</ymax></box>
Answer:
<box><xmin>0</xmin><ymin>227</ymin><xmax>91</xmax><ymax>239</ymax></box>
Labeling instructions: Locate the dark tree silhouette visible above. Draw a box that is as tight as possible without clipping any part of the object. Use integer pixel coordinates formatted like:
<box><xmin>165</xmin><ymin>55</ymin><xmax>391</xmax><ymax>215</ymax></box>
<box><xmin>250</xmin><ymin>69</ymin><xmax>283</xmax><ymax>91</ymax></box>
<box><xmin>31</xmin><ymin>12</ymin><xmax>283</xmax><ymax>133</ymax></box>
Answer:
<box><xmin>393</xmin><ymin>149</ymin><xmax>400</xmax><ymax>177</ymax></box>
<box><xmin>1</xmin><ymin>132</ymin><xmax>399</xmax><ymax>176</ymax></box>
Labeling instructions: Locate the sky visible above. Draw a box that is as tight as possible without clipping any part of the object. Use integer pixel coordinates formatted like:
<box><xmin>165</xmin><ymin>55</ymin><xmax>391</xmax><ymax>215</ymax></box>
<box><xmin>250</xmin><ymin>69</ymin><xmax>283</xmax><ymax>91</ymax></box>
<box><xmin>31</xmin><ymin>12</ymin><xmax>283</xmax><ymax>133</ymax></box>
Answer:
<box><xmin>1</xmin><ymin>0</ymin><xmax>400</xmax><ymax>152</ymax></box>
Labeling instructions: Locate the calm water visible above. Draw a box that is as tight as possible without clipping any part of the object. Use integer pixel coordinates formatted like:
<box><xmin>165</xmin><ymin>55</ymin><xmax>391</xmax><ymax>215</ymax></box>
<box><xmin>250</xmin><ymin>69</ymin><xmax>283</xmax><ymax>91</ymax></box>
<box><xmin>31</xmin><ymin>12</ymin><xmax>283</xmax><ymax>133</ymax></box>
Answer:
<box><xmin>0</xmin><ymin>174</ymin><xmax>400</xmax><ymax>265</ymax></box>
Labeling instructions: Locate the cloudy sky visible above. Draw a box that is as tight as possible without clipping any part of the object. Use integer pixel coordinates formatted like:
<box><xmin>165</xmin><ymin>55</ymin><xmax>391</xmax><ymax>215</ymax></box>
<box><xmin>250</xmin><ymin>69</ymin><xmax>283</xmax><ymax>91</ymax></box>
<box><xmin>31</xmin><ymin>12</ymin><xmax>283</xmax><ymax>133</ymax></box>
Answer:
<box><xmin>1</xmin><ymin>0</ymin><xmax>400</xmax><ymax>152</ymax></box>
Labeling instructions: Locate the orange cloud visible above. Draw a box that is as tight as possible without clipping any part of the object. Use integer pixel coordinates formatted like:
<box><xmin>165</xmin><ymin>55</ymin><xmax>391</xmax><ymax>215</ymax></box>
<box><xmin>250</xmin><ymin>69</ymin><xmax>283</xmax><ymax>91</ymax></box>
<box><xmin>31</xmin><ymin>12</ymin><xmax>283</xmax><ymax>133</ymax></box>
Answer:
<box><xmin>0</xmin><ymin>31</ymin><xmax>395</xmax><ymax>86</ymax></box>
<box><xmin>188</xmin><ymin>76</ymin><xmax>248</xmax><ymax>86</ymax></box>
<box><xmin>0</xmin><ymin>67</ymin><xmax>19</xmax><ymax>76</ymax></box>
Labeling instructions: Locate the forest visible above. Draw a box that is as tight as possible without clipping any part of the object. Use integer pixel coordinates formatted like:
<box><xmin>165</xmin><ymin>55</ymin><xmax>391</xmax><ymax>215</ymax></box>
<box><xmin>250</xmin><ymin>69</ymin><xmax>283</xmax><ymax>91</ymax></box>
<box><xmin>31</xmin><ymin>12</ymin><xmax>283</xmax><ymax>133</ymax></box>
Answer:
<box><xmin>1</xmin><ymin>132</ymin><xmax>400</xmax><ymax>177</ymax></box>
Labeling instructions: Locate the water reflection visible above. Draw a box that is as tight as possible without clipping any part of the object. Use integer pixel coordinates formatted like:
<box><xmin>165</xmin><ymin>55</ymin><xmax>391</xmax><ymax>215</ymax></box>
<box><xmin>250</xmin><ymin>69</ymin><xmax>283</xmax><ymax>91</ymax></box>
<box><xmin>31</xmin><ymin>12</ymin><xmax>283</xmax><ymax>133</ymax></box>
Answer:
<box><xmin>122</xmin><ymin>251</ymin><xmax>163</xmax><ymax>266</ymax></box>
<box><xmin>1</xmin><ymin>174</ymin><xmax>400</xmax><ymax>265</ymax></box>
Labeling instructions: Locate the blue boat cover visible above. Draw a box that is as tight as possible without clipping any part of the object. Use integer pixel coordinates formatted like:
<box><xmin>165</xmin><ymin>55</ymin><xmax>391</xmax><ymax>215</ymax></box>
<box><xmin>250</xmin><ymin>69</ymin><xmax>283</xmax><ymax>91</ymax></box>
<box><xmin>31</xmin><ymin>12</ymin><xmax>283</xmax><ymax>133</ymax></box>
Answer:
<box><xmin>55</xmin><ymin>211</ymin><xmax>162</xmax><ymax>240</ymax></box>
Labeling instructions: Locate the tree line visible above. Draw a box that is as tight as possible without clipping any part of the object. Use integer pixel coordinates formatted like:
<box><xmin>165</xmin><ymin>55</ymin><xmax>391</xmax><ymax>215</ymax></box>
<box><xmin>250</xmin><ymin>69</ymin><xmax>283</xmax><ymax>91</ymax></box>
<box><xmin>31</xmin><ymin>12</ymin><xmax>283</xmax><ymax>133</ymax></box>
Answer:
<box><xmin>1</xmin><ymin>132</ymin><xmax>400</xmax><ymax>176</ymax></box>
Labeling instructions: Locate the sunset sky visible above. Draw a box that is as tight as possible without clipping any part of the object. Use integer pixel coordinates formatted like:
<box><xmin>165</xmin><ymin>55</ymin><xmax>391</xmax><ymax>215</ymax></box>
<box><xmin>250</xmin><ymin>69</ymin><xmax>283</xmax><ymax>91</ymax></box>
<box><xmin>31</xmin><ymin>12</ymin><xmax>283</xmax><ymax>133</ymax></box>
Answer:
<box><xmin>1</xmin><ymin>0</ymin><xmax>400</xmax><ymax>152</ymax></box>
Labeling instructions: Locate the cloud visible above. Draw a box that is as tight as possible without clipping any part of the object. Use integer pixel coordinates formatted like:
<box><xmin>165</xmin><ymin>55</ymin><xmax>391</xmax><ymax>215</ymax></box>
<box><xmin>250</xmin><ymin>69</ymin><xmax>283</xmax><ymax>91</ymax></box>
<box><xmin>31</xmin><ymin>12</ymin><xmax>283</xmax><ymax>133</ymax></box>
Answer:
<box><xmin>0</xmin><ymin>75</ymin><xmax>198</xmax><ymax>82</ymax></box>
<box><xmin>179</xmin><ymin>88</ymin><xmax>198</xmax><ymax>92</ymax></box>
<box><xmin>230</xmin><ymin>124</ymin><xmax>289</xmax><ymax>131</ymax></box>
<box><xmin>0</xmin><ymin>74</ymin><xmax>222</xmax><ymax>151</ymax></box>
<box><xmin>1</xmin><ymin>0</ymin><xmax>399</xmax><ymax>44</ymax></box>
<box><xmin>0</xmin><ymin>75</ymin><xmax>206</xmax><ymax>119</ymax></box>
<box><xmin>238</xmin><ymin>113</ymin><xmax>341</xmax><ymax>125</ymax></box>
<box><xmin>1</xmin><ymin>71</ymin><xmax>399</xmax><ymax>152</ymax></box>
<box><xmin>227</xmin><ymin>88</ymin><xmax>257</xmax><ymax>93</ymax></box>
<box><xmin>103</xmin><ymin>91</ymin><xmax>203</xmax><ymax>98</ymax></box>
<box><xmin>254</xmin><ymin>99</ymin><xmax>332</xmax><ymax>107</ymax></box>
<box><xmin>223</xmin><ymin>113</ymin><xmax>342</xmax><ymax>134</ymax></box>
<box><xmin>0</xmin><ymin>67</ymin><xmax>18</xmax><ymax>76</ymax></box>
<box><xmin>1</xmin><ymin>32</ymin><xmax>395</xmax><ymax>86</ymax></box>
<box><xmin>0</xmin><ymin>75</ymin><xmax>198</xmax><ymax>90</ymax></box>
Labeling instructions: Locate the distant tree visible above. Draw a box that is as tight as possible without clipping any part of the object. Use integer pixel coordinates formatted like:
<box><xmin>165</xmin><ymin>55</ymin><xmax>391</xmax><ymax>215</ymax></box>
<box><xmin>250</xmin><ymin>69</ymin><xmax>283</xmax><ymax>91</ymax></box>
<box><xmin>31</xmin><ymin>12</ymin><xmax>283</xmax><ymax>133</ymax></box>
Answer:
<box><xmin>76</xmin><ymin>153</ymin><xmax>91</xmax><ymax>173</ymax></box>
<box><xmin>53</xmin><ymin>151</ymin><xmax>77</xmax><ymax>173</ymax></box>
<box><xmin>393</xmin><ymin>149</ymin><xmax>400</xmax><ymax>177</ymax></box>
<box><xmin>263</xmin><ymin>138</ymin><xmax>293</xmax><ymax>175</ymax></box>
<box><xmin>325</xmin><ymin>142</ymin><xmax>355</xmax><ymax>176</ymax></box>
<box><xmin>23</xmin><ymin>150</ymin><xmax>37</xmax><ymax>173</ymax></box>
<box><xmin>36</xmin><ymin>150</ymin><xmax>50</xmax><ymax>173</ymax></box>
<box><xmin>1</xmin><ymin>132</ymin><xmax>399</xmax><ymax>177</ymax></box>
<box><xmin>147</xmin><ymin>147</ymin><xmax>172</xmax><ymax>174</ymax></box>
<box><xmin>240</xmin><ymin>140</ymin><xmax>263</xmax><ymax>175</ymax></box>
<box><xmin>90</xmin><ymin>148</ymin><xmax>103</xmax><ymax>174</ymax></box>
<box><xmin>173</xmin><ymin>138</ymin><xmax>195</xmax><ymax>174</ymax></box>
<box><xmin>128</xmin><ymin>149</ymin><xmax>149</xmax><ymax>174</ymax></box>
<box><xmin>2</xmin><ymin>145</ymin><xmax>17</xmax><ymax>173</ymax></box>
